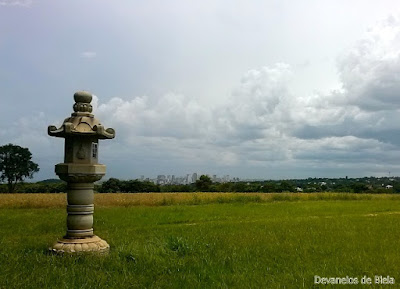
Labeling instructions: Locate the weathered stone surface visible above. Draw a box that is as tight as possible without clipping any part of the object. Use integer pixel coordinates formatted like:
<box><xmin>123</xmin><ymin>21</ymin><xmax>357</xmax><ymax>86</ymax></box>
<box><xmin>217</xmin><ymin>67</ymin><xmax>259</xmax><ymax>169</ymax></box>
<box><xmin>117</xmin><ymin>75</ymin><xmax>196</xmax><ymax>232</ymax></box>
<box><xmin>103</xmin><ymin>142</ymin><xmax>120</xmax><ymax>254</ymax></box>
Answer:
<box><xmin>55</xmin><ymin>163</ymin><xmax>106</xmax><ymax>183</ymax></box>
<box><xmin>48</xmin><ymin>91</ymin><xmax>114</xmax><ymax>254</ymax></box>
<box><xmin>50</xmin><ymin>236</ymin><xmax>110</xmax><ymax>255</ymax></box>
<box><xmin>48</xmin><ymin>91</ymin><xmax>115</xmax><ymax>140</ymax></box>
<box><xmin>74</xmin><ymin>91</ymin><xmax>92</xmax><ymax>104</ymax></box>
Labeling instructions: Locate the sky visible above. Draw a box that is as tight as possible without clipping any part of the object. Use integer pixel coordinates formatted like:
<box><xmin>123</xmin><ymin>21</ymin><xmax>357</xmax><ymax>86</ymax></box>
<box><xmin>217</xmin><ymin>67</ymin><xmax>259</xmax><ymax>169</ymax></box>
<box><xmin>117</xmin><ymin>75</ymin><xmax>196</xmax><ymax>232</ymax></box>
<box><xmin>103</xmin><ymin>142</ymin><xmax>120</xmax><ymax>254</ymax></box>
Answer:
<box><xmin>1</xmin><ymin>0</ymin><xmax>400</xmax><ymax>180</ymax></box>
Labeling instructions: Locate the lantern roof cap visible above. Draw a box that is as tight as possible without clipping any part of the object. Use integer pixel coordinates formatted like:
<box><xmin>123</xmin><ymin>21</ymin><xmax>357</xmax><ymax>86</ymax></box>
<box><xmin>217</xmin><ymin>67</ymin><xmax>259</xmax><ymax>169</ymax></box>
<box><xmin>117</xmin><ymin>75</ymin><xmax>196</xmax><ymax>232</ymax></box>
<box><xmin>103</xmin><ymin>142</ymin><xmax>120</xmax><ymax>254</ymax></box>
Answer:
<box><xmin>48</xmin><ymin>91</ymin><xmax>115</xmax><ymax>139</ymax></box>
<box><xmin>74</xmin><ymin>91</ymin><xmax>92</xmax><ymax>104</ymax></box>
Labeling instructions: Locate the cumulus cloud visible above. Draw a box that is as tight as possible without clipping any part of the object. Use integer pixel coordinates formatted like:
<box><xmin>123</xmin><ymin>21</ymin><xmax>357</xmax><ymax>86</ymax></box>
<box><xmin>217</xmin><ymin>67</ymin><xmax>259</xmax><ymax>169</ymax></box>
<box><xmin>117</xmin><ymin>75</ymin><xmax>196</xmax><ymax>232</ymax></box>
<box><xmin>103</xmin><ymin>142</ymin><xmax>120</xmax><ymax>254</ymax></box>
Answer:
<box><xmin>4</xmin><ymin>14</ymin><xmax>397</xmax><ymax>179</ymax></box>
<box><xmin>95</xmin><ymin>93</ymin><xmax>212</xmax><ymax>140</ymax></box>
<box><xmin>337</xmin><ymin>15</ymin><xmax>400</xmax><ymax>111</ymax></box>
<box><xmin>92</xmin><ymin>63</ymin><xmax>297</xmax><ymax>173</ymax></box>
<box><xmin>293</xmin><ymin>15</ymin><xmax>400</xmax><ymax>149</ymax></box>
<box><xmin>90</xmin><ymin>15</ymin><xmax>400</xmax><ymax>178</ymax></box>
<box><xmin>215</xmin><ymin>63</ymin><xmax>293</xmax><ymax>142</ymax></box>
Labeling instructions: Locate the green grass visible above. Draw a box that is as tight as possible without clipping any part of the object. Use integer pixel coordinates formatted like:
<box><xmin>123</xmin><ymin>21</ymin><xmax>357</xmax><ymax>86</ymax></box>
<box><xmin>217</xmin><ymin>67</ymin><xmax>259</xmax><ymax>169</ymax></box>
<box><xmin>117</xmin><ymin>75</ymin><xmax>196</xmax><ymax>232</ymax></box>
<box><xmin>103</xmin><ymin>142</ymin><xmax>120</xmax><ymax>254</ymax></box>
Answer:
<box><xmin>1</xmin><ymin>196</ymin><xmax>400</xmax><ymax>288</ymax></box>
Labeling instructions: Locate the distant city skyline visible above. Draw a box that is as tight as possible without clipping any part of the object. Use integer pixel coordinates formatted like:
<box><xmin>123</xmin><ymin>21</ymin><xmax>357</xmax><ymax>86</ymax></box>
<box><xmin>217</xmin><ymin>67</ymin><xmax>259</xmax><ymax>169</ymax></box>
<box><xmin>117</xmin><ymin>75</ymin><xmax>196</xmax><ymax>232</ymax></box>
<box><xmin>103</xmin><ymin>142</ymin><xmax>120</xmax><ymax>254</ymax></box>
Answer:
<box><xmin>131</xmin><ymin>173</ymin><xmax>237</xmax><ymax>185</ymax></box>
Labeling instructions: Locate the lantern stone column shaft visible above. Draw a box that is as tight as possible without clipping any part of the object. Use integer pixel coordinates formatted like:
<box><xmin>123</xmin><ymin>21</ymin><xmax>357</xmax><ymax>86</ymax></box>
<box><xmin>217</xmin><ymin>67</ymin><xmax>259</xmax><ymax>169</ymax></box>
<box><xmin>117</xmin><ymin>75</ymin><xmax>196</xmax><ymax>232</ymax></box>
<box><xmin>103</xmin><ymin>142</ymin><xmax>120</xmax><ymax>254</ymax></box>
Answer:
<box><xmin>48</xmin><ymin>91</ymin><xmax>115</xmax><ymax>254</ymax></box>
<box><xmin>66</xmin><ymin>182</ymin><xmax>94</xmax><ymax>238</ymax></box>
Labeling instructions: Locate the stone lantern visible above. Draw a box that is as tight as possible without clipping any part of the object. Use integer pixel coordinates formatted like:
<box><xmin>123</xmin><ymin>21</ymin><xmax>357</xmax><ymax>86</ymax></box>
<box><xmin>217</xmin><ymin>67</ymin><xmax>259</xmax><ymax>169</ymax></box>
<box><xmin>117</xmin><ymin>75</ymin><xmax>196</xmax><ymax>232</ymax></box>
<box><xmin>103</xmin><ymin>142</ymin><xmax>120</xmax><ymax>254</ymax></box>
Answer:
<box><xmin>48</xmin><ymin>91</ymin><xmax>115</xmax><ymax>254</ymax></box>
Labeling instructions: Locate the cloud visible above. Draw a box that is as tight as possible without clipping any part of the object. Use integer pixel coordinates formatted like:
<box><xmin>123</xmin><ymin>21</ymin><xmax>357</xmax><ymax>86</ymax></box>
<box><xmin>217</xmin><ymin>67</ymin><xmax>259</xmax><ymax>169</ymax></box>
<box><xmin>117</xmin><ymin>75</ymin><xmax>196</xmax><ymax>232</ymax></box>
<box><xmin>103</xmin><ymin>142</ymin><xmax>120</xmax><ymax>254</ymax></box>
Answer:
<box><xmin>0</xmin><ymin>0</ymin><xmax>32</xmax><ymax>7</ymax></box>
<box><xmin>80</xmin><ymin>51</ymin><xmax>97</xmax><ymax>59</ymax></box>
<box><xmin>4</xmin><ymin>14</ymin><xmax>400</xmax><ymax>179</ymax></box>
<box><xmin>291</xmin><ymin>15</ymin><xmax>400</xmax><ymax>148</ymax></box>
<box><xmin>0</xmin><ymin>111</ymin><xmax>63</xmax><ymax>180</ymax></box>
<box><xmin>89</xmin><ymin>15</ymin><xmax>400</xmax><ymax>178</ymax></box>
<box><xmin>92</xmin><ymin>63</ymin><xmax>295</xmax><ymax>169</ymax></box>
<box><xmin>89</xmin><ymin>63</ymin><xmax>298</xmax><ymax>175</ymax></box>
<box><xmin>337</xmin><ymin>15</ymin><xmax>400</xmax><ymax>111</ymax></box>
<box><xmin>95</xmin><ymin>93</ymin><xmax>212</xmax><ymax>140</ymax></box>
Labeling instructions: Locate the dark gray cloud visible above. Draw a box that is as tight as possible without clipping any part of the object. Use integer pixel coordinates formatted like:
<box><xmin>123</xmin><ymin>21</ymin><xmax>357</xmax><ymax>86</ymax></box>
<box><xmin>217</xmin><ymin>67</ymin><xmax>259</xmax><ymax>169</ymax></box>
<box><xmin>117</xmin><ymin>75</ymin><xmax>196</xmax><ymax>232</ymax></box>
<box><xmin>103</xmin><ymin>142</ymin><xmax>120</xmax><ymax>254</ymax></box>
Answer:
<box><xmin>292</xmin><ymin>16</ymin><xmax>400</xmax><ymax>146</ymax></box>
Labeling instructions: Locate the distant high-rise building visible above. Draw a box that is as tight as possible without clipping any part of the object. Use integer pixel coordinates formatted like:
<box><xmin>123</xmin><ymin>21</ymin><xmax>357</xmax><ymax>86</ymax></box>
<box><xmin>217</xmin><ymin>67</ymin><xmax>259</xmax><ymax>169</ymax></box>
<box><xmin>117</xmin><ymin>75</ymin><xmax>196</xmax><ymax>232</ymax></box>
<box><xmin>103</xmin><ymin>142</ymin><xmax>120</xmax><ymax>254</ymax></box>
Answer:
<box><xmin>157</xmin><ymin>175</ymin><xmax>166</xmax><ymax>185</ymax></box>
<box><xmin>192</xmin><ymin>173</ymin><xmax>198</xmax><ymax>183</ymax></box>
<box><xmin>218</xmin><ymin>175</ymin><xmax>231</xmax><ymax>183</ymax></box>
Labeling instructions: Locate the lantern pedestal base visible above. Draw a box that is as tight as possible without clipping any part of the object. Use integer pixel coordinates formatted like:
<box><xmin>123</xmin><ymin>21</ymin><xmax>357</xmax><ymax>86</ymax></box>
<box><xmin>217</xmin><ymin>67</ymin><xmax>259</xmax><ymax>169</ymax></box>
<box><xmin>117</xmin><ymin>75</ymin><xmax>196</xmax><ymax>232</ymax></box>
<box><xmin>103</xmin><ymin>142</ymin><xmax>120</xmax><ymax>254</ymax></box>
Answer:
<box><xmin>49</xmin><ymin>235</ymin><xmax>109</xmax><ymax>254</ymax></box>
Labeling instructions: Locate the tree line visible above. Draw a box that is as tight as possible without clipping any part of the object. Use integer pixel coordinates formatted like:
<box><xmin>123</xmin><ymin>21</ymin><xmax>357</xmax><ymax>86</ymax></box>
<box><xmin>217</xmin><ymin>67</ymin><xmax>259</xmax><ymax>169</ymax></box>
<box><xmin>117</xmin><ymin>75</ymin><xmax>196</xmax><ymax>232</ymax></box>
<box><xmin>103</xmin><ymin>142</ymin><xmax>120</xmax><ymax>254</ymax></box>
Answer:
<box><xmin>1</xmin><ymin>143</ymin><xmax>400</xmax><ymax>194</ymax></box>
<box><xmin>2</xmin><ymin>175</ymin><xmax>400</xmax><ymax>194</ymax></box>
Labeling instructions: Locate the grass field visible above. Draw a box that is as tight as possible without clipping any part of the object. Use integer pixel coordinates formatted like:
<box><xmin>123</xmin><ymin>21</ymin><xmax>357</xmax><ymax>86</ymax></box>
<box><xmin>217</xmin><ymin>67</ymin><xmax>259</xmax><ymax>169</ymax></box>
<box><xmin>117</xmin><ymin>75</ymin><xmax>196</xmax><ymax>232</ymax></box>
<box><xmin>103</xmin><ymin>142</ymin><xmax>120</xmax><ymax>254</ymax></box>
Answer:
<box><xmin>1</xmin><ymin>193</ymin><xmax>400</xmax><ymax>288</ymax></box>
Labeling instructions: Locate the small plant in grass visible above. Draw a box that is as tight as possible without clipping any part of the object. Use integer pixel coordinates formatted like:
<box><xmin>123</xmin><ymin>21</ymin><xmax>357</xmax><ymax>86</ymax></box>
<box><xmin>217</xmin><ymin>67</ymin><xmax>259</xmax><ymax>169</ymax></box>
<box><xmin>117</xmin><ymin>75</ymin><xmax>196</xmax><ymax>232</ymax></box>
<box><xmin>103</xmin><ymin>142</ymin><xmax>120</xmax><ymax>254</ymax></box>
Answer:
<box><xmin>166</xmin><ymin>236</ymin><xmax>192</xmax><ymax>257</ymax></box>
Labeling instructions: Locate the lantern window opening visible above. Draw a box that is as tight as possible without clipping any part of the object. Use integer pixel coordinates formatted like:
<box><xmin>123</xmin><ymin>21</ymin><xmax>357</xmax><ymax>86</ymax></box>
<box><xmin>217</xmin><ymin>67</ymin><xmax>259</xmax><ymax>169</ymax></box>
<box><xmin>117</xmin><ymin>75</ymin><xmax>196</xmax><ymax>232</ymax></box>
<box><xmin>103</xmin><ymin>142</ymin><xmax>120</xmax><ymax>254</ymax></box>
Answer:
<box><xmin>92</xmin><ymin>143</ymin><xmax>98</xmax><ymax>159</ymax></box>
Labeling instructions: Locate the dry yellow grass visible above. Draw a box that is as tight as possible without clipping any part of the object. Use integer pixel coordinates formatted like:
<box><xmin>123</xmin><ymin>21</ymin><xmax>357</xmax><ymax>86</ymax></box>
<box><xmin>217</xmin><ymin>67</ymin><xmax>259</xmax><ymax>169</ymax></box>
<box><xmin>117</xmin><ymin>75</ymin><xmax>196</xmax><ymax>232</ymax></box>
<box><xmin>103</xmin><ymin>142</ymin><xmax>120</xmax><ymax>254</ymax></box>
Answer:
<box><xmin>0</xmin><ymin>193</ymin><xmax>66</xmax><ymax>208</ymax></box>
<box><xmin>1</xmin><ymin>192</ymin><xmax>400</xmax><ymax>208</ymax></box>
<box><xmin>0</xmin><ymin>193</ymin><xmax>252</xmax><ymax>208</ymax></box>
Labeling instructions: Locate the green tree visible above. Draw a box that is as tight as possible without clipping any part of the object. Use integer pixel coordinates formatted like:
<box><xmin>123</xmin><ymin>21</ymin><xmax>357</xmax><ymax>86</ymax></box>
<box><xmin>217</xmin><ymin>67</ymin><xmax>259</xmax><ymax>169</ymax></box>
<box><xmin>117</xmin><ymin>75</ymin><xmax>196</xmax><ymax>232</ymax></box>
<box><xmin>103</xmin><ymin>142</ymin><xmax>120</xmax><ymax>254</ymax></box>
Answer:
<box><xmin>351</xmin><ymin>183</ymin><xmax>369</xmax><ymax>194</ymax></box>
<box><xmin>99</xmin><ymin>177</ymin><xmax>121</xmax><ymax>193</ymax></box>
<box><xmin>0</xmin><ymin>144</ymin><xmax>39</xmax><ymax>193</ymax></box>
<box><xmin>195</xmin><ymin>175</ymin><xmax>212</xmax><ymax>191</ymax></box>
<box><xmin>278</xmin><ymin>181</ymin><xmax>295</xmax><ymax>192</ymax></box>
<box><xmin>260</xmin><ymin>182</ymin><xmax>277</xmax><ymax>193</ymax></box>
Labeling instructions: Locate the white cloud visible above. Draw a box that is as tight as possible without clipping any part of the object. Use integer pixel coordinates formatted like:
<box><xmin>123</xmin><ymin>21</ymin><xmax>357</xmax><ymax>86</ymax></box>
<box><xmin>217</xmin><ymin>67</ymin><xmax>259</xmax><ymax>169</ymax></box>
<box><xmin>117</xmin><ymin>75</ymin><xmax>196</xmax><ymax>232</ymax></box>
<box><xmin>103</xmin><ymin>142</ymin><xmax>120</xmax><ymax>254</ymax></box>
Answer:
<box><xmin>213</xmin><ymin>63</ymin><xmax>293</xmax><ymax>143</ymax></box>
<box><xmin>80</xmin><ymin>51</ymin><xmax>97</xmax><ymax>59</ymax></box>
<box><xmin>0</xmin><ymin>0</ymin><xmax>31</xmax><ymax>7</ymax></box>
<box><xmin>88</xmin><ymin>15</ymin><xmax>400</xmax><ymax>178</ymax></box>
<box><xmin>336</xmin><ymin>15</ymin><xmax>400</xmax><ymax>110</ymax></box>
<box><xmin>292</xmin><ymin>15</ymin><xmax>400</xmax><ymax>149</ymax></box>
<box><xmin>4</xmin><ymin>13</ymin><xmax>400</xmax><ymax>179</ymax></box>
<box><xmin>96</xmin><ymin>92</ymin><xmax>212</xmax><ymax>140</ymax></box>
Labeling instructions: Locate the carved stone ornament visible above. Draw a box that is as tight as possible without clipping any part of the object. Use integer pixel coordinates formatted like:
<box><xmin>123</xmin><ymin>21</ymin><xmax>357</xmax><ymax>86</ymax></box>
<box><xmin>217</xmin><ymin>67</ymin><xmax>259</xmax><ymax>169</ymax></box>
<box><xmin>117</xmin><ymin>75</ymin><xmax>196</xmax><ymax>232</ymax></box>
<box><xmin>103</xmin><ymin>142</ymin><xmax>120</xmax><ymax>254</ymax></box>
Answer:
<box><xmin>50</xmin><ymin>236</ymin><xmax>109</xmax><ymax>254</ymax></box>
